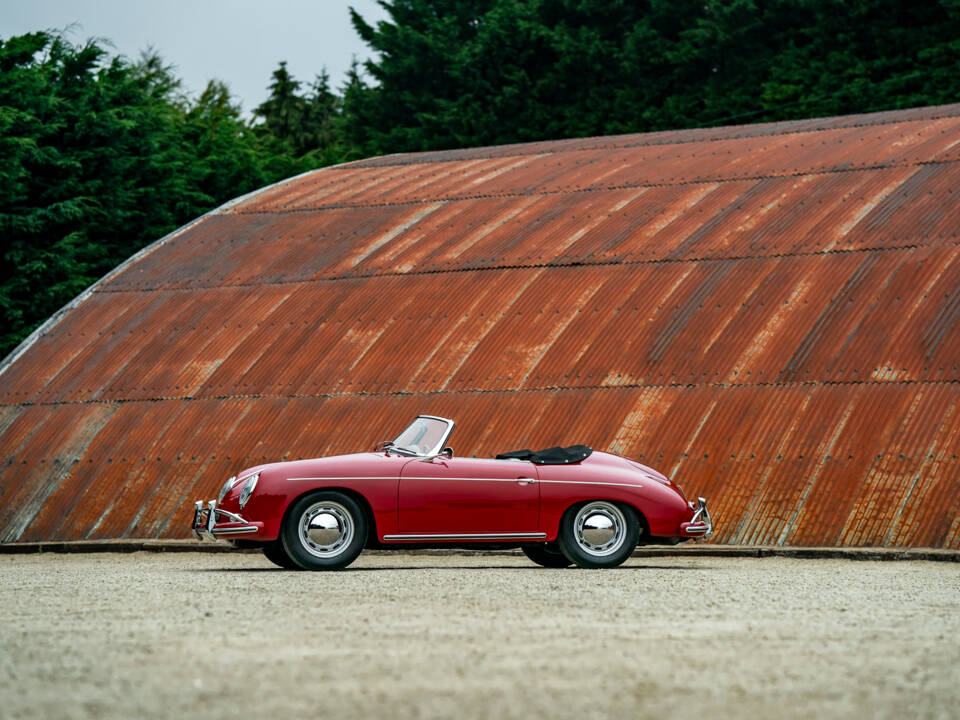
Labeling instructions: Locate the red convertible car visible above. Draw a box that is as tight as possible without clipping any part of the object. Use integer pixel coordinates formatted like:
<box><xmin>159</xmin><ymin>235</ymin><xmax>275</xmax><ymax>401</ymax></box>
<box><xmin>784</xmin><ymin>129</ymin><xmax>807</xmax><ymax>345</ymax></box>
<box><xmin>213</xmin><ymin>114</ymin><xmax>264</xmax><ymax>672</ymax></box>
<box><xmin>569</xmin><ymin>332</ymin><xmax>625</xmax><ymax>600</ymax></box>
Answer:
<box><xmin>192</xmin><ymin>415</ymin><xmax>712</xmax><ymax>569</ymax></box>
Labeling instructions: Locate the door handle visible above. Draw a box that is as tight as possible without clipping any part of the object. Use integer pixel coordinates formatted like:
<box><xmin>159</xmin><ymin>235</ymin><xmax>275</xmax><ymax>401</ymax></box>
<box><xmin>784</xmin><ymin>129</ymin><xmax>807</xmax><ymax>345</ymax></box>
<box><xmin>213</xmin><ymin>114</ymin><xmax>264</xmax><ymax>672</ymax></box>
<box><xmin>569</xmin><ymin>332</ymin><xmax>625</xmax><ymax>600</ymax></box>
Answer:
<box><xmin>516</xmin><ymin>477</ymin><xmax>536</xmax><ymax>485</ymax></box>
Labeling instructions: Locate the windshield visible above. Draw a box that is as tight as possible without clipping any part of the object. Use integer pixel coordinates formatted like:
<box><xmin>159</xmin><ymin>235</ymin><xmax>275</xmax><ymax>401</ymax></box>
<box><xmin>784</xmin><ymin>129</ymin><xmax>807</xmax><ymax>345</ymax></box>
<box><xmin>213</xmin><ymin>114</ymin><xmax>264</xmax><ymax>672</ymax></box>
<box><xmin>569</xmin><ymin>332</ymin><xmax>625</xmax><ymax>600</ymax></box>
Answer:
<box><xmin>390</xmin><ymin>416</ymin><xmax>454</xmax><ymax>456</ymax></box>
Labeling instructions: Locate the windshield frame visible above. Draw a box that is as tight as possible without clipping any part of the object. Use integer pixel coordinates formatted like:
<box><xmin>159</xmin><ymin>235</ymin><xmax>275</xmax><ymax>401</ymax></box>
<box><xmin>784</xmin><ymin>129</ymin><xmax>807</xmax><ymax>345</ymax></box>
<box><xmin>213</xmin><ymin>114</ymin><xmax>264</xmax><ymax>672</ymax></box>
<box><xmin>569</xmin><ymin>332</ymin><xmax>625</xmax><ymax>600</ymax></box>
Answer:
<box><xmin>388</xmin><ymin>415</ymin><xmax>455</xmax><ymax>457</ymax></box>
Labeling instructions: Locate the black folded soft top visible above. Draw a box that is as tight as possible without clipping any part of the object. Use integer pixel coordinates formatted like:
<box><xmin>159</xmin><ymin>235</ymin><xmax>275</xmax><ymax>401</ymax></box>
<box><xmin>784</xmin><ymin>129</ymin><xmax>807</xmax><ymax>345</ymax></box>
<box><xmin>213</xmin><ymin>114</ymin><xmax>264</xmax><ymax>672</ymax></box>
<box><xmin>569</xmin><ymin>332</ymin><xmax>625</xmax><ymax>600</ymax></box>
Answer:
<box><xmin>495</xmin><ymin>445</ymin><xmax>593</xmax><ymax>465</ymax></box>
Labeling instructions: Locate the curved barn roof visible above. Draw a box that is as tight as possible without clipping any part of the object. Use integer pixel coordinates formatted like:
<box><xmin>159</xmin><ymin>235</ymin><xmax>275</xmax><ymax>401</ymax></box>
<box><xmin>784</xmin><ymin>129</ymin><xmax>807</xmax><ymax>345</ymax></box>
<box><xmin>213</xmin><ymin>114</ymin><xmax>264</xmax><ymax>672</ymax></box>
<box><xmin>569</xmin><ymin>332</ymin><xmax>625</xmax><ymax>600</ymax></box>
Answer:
<box><xmin>2</xmin><ymin>104</ymin><xmax>959</xmax><ymax>547</ymax></box>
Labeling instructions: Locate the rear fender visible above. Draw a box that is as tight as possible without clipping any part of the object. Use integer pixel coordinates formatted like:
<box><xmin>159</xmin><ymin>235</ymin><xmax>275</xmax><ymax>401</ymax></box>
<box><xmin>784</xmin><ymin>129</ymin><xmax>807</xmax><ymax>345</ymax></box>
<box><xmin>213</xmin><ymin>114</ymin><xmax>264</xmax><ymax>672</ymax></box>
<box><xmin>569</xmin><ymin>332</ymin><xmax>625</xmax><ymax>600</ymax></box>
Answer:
<box><xmin>538</xmin><ymin>465</ymin><xmax>690</xmax><ymax>540</ymax></box>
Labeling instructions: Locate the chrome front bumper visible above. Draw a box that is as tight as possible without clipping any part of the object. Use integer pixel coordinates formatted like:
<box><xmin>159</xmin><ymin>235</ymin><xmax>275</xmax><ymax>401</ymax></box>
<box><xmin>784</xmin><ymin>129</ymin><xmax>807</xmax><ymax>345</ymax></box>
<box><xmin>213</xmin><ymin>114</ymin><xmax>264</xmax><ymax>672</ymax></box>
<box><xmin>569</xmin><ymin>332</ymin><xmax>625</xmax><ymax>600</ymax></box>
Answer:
<box><xmin>191</xmin><ymin>500</ymin><xmax>260</xmax><ymax>540</ymax></box>
<box><xmin>681</xmin><ymin>497</ymin><xmax>714</xmax><ymax>539</ymax></box>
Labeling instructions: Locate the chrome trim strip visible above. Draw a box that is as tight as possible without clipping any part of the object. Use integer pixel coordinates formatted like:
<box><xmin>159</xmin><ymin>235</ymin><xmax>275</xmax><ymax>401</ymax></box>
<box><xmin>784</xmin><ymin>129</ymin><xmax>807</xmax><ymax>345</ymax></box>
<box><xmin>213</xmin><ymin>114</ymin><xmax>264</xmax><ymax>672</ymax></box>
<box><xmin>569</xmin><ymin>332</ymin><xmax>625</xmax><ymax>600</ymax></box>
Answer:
<box><xmin>211</xmin><ymin>525</ymin><xmax>260</xmax><ymax>536</ymax></box>
<box><xmin>287</xmin><ymin>476</ymin><xmax>639</xmax><ymax>488</ymax></box>
<box><xmin>403</xmin><ymin>476</ymin><xmax>526</xmax><ymax>483</ymax></box>
<box><xmin>289</xmin><ymin>476</ymin><xmax>531</xmax><ymax>482</ymax></box>
<box><xmin>289</xmin><ymin>476</ymin><xmax>402</xmax><ymax>481</ymax></box>
<box><xmin>287</xmin><ymin>476</ymin><xmax>534</xmax><ymax>483</ymax></box>
<box><xmin>539</xmin><ymin>479</ymin><xmax>642</xmax><ymax>489</ymax></box>
<box><xmin>382</xmin><ymin>532</ymin><xmax>547</xmax><ymax>541</ymax></box>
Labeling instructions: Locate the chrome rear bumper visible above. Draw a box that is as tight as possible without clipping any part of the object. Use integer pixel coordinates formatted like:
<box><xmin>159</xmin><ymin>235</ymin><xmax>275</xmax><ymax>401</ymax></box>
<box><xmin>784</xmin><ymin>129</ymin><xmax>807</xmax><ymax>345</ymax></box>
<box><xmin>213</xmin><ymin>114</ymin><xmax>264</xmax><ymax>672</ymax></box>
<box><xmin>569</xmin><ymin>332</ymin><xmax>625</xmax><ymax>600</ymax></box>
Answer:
<box><xmin>191</xmin><ymin>500</ymin><xmax>260</xmax><ymax>540</ymax></box>
<box><xmin>680</xmin><ymin>497</ymin><xmax>714</xmax><ymax>539</ymax></box>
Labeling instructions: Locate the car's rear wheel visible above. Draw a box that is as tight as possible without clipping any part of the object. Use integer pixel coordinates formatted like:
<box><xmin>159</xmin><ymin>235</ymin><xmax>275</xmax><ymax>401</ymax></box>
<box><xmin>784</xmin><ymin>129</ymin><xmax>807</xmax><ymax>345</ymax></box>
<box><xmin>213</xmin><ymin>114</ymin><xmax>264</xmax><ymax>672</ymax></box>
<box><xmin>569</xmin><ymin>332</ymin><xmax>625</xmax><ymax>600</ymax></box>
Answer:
<box><xmin>262</xmin><ymin>539</ymin><xmax>300</xmax><ymax>569</ymax></box>
<box><xmin>281</xmin><ymin>491</ymin><xmax>367</xmax><ymax>570</ymax></box>
<box><xmin>557</xmin><ymin>500</ymin><xmax>639</xmax><ymax>569</ymax></box>
<box><xmin>522</xmin><ymin>542</ymin><xmax>573</xmax><ymax>568</ymax></box>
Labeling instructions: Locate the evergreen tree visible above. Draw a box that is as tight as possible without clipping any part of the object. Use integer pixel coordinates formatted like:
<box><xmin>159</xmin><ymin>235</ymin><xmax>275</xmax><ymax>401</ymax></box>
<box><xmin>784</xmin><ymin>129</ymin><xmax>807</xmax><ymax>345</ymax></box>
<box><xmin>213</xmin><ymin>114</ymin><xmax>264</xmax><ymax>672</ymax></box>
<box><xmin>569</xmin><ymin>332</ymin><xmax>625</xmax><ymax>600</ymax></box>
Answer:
<box><xmin>255</xmin><ymin>61</ymin><xmax>311</xmax><ymax>153</ymax></box>
<box><xmin>184</xmin><ymin>79</ymin><xmax>268</xmax><ymax>208</ymax></box>
<box><xmin>349</xmin><ymin>0</ymin><xmax>960</xmax><ymax>151</ymax></box>
<box><xmin>337</xmin><ymin>58</ymin><xmax>375</xmax><ymax>160</ymax></box>
<box><xmin>0</xmin><ymin>33</ymin><xmax>269</xmax><ymax>356</ymax></box>
<box><xmin>306</xmin><ymin>70</ymin><xmax>340</xmax><ymax>149</ymax></box>
<box><xmin>3</xmin><ymin>3</ymin><xmax>959</xmax><ymax>357</ymax></box>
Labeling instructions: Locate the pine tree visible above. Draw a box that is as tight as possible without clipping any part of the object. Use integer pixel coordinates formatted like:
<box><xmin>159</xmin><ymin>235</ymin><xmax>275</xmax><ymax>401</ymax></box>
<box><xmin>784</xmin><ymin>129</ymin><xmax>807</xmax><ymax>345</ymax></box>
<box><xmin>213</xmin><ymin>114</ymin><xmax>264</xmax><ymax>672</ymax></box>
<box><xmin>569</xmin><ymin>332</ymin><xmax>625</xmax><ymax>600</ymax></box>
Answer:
<box><xmin>348</xmin><ymin>0</ymin><xmax>960</xmax><ymax>151</ymax></box>
<box><xmin>255</xmin><ymin>61</ymin><xmax>310</xmax><ymax>153</ymax></box>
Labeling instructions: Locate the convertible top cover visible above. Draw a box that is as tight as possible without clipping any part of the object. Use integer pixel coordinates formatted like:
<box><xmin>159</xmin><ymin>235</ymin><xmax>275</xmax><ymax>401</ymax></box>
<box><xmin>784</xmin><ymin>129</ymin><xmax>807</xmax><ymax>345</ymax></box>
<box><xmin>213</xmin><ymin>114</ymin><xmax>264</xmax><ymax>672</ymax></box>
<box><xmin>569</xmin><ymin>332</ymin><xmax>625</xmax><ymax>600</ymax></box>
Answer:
<box><xmin>495</xmin><ymin>445</ymin><xmax>593</xmax><ymax>464</ymax></box>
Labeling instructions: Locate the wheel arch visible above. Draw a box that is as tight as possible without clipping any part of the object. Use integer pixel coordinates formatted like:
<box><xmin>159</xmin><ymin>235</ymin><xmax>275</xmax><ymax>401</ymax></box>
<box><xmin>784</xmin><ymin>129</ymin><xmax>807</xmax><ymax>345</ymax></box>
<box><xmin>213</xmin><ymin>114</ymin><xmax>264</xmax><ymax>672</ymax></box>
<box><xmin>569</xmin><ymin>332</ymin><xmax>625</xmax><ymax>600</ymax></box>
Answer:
<box><xmin>280</xmin><ymin>486</ymin><xmax>378</xmax><ymax>547</ymax></box>
<box><xmin>555</xmin><ymin>498</ymin><xmax>650</xmax><ymax>539</ymax></box>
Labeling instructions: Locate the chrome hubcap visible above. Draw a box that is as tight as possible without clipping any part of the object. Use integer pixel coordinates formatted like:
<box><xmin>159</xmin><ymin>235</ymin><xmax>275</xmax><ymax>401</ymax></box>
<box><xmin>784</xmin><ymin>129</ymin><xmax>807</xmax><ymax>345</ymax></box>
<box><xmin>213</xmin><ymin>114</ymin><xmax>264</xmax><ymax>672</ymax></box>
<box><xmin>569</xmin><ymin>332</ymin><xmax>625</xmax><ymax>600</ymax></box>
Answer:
<box><xmin>574</xmin><ymin>502</ymin><xmax>626</xmax><ymax>556</ymax></box>
<box><xmin>299</xmin><ymin>502</ymin><xmax>354</xmax><ymax>558</ymax></box>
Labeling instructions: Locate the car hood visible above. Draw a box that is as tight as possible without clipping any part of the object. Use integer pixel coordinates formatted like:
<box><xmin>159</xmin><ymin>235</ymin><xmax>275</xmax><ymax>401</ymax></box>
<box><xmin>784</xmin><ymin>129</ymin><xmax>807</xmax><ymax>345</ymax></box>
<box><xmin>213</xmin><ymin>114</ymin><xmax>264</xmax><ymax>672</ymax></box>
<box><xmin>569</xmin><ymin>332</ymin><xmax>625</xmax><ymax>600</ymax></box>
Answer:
<box><xmin>235</xmin><ymin>452</ymin><xmax>390</xmax><ymax>481</ymax></box>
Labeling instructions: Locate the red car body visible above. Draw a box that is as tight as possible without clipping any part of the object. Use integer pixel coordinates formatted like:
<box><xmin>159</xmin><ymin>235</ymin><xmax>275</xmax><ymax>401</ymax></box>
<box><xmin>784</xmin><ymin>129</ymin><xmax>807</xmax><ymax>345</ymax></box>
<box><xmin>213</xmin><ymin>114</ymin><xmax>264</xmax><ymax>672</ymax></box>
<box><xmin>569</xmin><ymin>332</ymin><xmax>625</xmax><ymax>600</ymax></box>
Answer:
<box><xmin>192</xmin><ymin>415</ymin><xmax>712</xmax><ymax>568</ymax></box>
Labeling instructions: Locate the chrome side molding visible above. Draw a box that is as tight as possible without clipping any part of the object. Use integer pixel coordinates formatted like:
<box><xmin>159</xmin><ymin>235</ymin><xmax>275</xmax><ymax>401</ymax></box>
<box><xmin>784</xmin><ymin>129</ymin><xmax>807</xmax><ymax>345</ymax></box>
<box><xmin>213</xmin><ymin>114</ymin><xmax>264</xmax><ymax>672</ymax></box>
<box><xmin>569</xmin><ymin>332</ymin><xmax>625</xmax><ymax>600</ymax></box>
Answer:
<box><xmin>383</xmin><ymin>532</ymin><xmax>547</xmax><ymax>541</ymax></box>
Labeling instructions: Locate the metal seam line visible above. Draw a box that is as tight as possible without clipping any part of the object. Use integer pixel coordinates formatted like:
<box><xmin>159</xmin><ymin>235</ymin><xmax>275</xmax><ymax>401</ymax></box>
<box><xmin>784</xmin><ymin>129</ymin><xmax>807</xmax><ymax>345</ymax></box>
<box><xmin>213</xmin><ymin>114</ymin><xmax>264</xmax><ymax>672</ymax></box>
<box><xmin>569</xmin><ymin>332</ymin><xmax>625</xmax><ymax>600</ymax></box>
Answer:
<box><xmin>4</xmin><ymin>377</ymin><xmax>960</xmax><ymax>410</ymax></box>
<box><xmin>91</xmin><ymin>236</ymin><xmax>960</xmax><ymax>295</ymax></box>
<box><xmin>221</xmin><ymin>156</ymin><xmax>960</xmax><ymax>216</ymax></box>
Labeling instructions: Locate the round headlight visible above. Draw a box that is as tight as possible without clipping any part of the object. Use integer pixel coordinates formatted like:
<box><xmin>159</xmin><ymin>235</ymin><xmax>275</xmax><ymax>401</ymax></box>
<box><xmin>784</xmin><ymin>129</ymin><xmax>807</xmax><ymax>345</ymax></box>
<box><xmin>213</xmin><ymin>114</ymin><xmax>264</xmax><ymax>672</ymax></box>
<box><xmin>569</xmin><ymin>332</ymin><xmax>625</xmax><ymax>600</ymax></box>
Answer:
<box><xmin>217</xmin><ymin>476</ymin><xmax>238</xmax><ymax>502</ymax></box>
<box><xmin>238</xmin><ymin>473</ymin><xmax>259</xmax><ymax>509</ymax></box>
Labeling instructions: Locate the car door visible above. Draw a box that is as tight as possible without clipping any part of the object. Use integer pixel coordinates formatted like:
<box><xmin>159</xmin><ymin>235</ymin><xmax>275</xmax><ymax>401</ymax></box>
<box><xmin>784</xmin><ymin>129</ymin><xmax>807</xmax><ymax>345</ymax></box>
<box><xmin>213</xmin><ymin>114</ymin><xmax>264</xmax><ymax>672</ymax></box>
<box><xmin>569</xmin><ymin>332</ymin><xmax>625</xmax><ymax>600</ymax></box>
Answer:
<box><xmin>398</xmin><ymin>457</ymin><xmax>540</xmax><ymax>535</ymax></box>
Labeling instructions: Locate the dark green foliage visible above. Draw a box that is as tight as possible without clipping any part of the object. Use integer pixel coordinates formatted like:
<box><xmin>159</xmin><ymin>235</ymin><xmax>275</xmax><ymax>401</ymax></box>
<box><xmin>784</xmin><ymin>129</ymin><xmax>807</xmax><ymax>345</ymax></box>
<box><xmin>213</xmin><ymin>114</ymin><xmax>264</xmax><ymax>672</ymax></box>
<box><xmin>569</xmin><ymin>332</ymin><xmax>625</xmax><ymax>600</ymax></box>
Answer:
<box><xmin>0</xmin><ymin>32</ymin><xmax>276</xmax><ymax>356</ymax></box>
<box><xmin>351</xmin><ymin>0</ymin><xmax>960</xmax><ymax>151</ymax></box>
<box><xmin>255</xmin><ymin>61</ymin><xmax>308</xmax><ymax>150</ymax></box>
<box><xmin>252</xmin><ymin>62</ymin><xmax>360</xmax><ymax>175</ymax></box>
<box><xmin>2</xmin><ymin>2</ymin><xmax>959</xmax><ymax>358</ymax></box>
<box><xmin>185</xmin><ymin>79</ymin><xmax>268</xmax><ymax>212</ymax></box>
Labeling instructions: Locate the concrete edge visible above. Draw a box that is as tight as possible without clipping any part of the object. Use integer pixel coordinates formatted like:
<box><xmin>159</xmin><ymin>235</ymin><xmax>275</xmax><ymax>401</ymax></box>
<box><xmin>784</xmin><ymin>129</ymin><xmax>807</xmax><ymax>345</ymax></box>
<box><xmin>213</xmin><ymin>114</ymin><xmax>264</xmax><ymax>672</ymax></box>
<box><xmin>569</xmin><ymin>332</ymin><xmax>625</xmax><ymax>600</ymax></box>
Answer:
<box><xmin>0</xmin><ymin>540</ymin><xmax>957</xmax><ymax>561</ymax></box>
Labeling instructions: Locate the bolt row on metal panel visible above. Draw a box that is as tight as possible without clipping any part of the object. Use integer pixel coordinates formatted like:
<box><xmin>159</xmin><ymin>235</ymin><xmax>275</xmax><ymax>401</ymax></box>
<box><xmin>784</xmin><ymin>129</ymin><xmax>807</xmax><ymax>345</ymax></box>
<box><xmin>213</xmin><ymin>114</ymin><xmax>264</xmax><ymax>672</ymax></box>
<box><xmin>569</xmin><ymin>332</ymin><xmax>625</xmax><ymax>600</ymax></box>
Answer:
<box><xmin>1</xmin><ymin>104</ymin><xmax>958</xmax><ymax>546</ymax></box>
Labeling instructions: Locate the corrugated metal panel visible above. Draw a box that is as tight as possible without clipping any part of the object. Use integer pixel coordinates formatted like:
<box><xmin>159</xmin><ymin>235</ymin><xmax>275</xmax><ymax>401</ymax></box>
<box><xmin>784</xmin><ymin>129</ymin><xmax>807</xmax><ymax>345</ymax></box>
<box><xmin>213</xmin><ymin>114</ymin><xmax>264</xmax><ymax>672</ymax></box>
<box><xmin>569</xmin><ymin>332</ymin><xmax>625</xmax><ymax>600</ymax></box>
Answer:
<box><xmin>344</xmin><ymin>103</ymin><xmax>960</xmax><ymax>168</ymax></box>
<box><xmin>1</xmin><ymin>104</ymin><xmax>959</xmax><ymax>546</ymax></box>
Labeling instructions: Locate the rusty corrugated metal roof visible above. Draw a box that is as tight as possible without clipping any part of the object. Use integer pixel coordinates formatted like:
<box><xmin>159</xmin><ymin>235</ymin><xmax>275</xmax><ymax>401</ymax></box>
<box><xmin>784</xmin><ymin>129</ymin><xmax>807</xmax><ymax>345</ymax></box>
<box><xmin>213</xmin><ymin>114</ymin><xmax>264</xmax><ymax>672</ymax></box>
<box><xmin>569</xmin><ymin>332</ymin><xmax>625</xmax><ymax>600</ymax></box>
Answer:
<box><xmin>1</xmin><ymin>104</ymin><xmax>959</xmax><ymax>547</ymax></box>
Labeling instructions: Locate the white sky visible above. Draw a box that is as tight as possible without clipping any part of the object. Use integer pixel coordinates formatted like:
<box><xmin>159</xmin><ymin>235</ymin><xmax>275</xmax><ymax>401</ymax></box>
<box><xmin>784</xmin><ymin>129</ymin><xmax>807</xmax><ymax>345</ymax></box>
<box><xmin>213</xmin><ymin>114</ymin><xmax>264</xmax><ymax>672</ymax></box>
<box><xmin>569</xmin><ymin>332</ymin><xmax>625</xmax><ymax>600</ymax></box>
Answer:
<box><xmin>0</xmin><ymin>0</ymin><xmax>389</xmax><ymax>116</ymax></box>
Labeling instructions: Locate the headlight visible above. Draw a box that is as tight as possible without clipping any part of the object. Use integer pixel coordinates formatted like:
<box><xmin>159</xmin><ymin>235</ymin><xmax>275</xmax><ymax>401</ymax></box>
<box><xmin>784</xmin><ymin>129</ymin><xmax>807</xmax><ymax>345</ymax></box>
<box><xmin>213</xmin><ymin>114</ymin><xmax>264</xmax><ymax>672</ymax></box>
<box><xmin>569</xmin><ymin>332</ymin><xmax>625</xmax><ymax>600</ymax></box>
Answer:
<box><xmin>217</xmin><ymin>475</ymin><xmax>239</xmax><ymax>502</ymax></box>
<box><xmin>238</xmin><ymin>473</ymin><xmax>259</xmax><ymax>509</ymax></box>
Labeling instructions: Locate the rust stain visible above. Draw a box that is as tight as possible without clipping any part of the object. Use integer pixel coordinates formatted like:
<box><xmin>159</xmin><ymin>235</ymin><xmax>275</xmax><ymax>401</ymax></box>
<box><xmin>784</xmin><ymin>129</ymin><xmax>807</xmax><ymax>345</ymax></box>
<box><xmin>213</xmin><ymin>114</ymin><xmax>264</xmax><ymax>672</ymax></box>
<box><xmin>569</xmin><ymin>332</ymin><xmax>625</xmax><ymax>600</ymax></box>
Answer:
<box><xmin>346</xmin><ymin>202</ymin><xmax>445</xmax><ymax>268</ymax></box>
<box><xmin>1</xmin><ymin>104</ymin><xmax>960</xmax><ymax>546</ymax></box>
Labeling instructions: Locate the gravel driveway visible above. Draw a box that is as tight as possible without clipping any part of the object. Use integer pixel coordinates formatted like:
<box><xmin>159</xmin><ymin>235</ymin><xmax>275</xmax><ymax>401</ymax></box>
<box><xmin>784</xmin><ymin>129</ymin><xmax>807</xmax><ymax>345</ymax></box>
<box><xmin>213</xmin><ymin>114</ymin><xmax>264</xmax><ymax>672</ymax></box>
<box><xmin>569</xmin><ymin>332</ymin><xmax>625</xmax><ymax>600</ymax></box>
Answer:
<box><xmin>1</xmin><ymin>551</ymin><xmax>958</xmax><ymax>720</ymax></box>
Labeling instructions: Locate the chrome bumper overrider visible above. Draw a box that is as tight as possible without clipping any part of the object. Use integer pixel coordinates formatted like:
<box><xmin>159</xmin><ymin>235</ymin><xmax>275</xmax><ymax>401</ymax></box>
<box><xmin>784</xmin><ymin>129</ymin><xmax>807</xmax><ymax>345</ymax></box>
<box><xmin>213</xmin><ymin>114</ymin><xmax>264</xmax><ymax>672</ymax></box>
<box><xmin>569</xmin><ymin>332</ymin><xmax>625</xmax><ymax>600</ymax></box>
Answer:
<box><xmin>191</xmin><ymin>500</ymin><xmax>260</xmax><ymax>540</ymax></box>
<box><xmin>681</xmin><ymin>497</ymin><xmax>714</xmax><ymax>539</ymax></box>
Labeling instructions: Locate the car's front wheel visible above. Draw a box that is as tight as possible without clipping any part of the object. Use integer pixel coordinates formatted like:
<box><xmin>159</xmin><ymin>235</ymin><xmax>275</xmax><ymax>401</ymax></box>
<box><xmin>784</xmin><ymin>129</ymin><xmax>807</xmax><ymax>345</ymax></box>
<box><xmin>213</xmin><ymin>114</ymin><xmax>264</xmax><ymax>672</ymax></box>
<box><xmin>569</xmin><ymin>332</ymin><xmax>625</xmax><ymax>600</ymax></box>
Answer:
<box><xmin>281</xmin><ymin>491</ymin><xmax>367</xmax><ymax>570</ymax></box>
<box><xmin>262</xmin><ymin>539</ymin><xmax>300</xmax><ymax>569</ymax></box>
<box><xmin>522</xmin><ymin>542</ymin><xmax>573</xmax><ymax>567</ymax></box>
<box><xmin>557</xmin><ymin>500</ymin><xmax>639</xmax><ymax>568</ymax></box>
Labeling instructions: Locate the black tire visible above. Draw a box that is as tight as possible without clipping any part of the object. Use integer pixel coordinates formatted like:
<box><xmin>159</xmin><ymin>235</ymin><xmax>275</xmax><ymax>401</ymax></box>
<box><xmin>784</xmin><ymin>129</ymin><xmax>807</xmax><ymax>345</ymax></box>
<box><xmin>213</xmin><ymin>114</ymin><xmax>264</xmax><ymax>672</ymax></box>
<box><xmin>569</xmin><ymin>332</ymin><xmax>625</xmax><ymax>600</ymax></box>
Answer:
<box><xmin>262</xmin><ymin>540</ymin><xmax>301</xmax><ymax>570</ymax></box>
<box><xmin>557</xmin><ymin>501</ymin><xmax>639</xmax><ymax>569</ymax></box>
<box><xmin>522</xmin><ymin>542</ymin><xmax>573</xmax><ymax>568</ymax></box>
<box><xmin>281</xmin><ymin>491</ymin><xmax>367</xmax><ymax>570</ymax></box>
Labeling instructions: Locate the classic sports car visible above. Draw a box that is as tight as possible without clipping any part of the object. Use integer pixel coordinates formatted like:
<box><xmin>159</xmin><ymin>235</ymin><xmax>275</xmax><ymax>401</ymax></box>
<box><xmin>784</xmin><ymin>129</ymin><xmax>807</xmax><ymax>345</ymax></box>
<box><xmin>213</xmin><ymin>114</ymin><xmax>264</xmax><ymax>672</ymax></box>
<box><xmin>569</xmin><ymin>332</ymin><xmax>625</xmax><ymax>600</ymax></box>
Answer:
<box><xmin>192</xmin><ymin>415</ymin><xmax>712</xmax><ymax>570</ymax></box>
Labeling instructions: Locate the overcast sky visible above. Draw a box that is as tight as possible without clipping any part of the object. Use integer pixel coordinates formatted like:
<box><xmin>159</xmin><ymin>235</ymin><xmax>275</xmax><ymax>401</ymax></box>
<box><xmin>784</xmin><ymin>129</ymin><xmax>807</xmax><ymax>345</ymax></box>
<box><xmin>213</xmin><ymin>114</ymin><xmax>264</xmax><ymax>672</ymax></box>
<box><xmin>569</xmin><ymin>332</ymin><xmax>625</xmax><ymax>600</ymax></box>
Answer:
<box><xmin>0</xmin><ymin>0</ymin><xmax>389</xmax><ymax>116</ymax></box>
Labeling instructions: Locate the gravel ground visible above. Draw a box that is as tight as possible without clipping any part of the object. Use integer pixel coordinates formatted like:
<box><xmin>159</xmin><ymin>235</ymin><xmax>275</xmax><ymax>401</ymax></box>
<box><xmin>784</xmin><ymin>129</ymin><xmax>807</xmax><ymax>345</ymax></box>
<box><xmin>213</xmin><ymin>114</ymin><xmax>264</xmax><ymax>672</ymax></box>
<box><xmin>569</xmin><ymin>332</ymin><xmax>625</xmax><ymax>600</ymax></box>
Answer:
<box><xmin>1</xmin><ymin>551</ymin><xmax>958</xmax><ymax>720</ymax></box>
